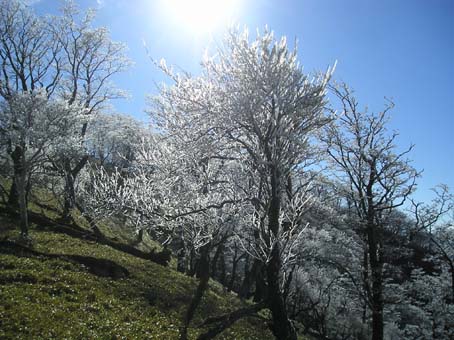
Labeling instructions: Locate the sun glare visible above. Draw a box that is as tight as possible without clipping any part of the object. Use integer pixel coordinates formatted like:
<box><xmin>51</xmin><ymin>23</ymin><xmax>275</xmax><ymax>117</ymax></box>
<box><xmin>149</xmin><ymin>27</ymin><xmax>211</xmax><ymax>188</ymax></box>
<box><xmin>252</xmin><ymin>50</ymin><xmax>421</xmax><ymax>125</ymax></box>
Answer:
<box><xmin>163</xmin><ymin>0</ymin><xmax>242</xmax><ymax>34</ymax></box>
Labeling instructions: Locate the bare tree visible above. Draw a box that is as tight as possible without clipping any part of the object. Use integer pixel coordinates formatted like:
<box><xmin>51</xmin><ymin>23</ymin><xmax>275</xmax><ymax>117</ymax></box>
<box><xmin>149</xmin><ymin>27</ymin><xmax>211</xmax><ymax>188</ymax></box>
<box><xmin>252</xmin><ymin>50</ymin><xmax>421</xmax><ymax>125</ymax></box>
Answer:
<box><xmin>324</xmin><ymin>83</ymin><xmax>419</xmax><ymax>340</ymax></box>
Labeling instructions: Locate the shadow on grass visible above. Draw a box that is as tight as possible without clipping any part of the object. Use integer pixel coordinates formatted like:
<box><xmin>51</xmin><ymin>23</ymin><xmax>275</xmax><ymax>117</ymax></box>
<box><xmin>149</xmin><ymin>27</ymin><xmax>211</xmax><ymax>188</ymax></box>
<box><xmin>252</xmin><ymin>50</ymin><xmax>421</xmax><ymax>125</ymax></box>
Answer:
<box><xmin>0</xmin><ymin>205</ymin><xmax>171</xmax><ymax>266</ymax></box>
<box><xmin>0</xmin><ymin>239</ymin><xmax>129</xmax><ymax>279</ymax></box>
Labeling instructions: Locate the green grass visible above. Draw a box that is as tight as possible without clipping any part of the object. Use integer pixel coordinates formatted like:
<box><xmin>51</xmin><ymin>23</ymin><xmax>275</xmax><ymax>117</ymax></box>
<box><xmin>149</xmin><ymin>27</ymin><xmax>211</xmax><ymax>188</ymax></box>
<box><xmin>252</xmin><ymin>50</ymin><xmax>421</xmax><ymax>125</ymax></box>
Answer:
<box><xmin>0</xmin><ymin>213</ymin><xmax>273</xmax><ymax>340</ymax></box>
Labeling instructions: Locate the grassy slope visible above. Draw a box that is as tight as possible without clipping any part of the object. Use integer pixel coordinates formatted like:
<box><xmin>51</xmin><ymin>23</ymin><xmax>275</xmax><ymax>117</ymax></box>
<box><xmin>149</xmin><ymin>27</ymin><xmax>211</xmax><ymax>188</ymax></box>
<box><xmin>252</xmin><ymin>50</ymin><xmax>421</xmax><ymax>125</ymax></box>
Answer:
<box><xmin>0</xmin><ymin>212</ymin><xmax>273</xmax><ymax>340</ymax></box>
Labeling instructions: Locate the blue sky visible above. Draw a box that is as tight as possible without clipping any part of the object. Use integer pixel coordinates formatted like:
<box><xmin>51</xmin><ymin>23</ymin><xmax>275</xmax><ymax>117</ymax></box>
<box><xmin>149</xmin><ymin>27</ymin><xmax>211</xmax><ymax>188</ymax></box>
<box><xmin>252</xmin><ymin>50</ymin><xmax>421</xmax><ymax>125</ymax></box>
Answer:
<box><xmin>34</xmin><ymin>0</ymin><xmax>453</xmax><ymax>203</ymax></box>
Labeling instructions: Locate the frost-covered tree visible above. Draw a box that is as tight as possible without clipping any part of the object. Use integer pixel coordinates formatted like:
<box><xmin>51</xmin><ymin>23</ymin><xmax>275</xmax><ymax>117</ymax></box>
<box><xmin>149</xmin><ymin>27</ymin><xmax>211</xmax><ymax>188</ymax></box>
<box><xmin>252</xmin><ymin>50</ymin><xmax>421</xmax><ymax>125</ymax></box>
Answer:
<box><xmin>384</xmin><ymin>264</ymin><xmax>454</xmax><ymax>340</ymax></box>
<box><xmin>0</xmin><ymin>90</ymin><xmax>84</xmax><ymax>238</ymax></box>
<box><xmin>150</xmin><ymin>27</ymin><xmax>334</xmax><ymax>340</ymax></box>
<box><xmin>284</xmin><ymin>188</ymin><xmax>367</xmax><ymax>339</ymax></box>
<box><xmin>85</xmin><ymin>112</ymin><xmax>145</xmax><ymax>169</ymax></box>
<box><xmin>49</xmin><ymin>1</ymin><xmax>131</xmax><ymax>218</ymax></box>
<box><xmin>324</xmin><ymin>83</ymin><xmax>419</xmax><ymax>340</ymax></box>
<box><xmin>0</xmin><ymin>0</ymin><xmax>130</xmax><ymax>218</ymax></box>
<box><xmin>80</xmin><ymin>125</ymin><xmax>245</xmax><ymax>339</ymax></box>
<box><xmin>0</xmin><ymin>0</ymin><xmax>62</xmax><ymax>206</ymax></box>
<box><xmin>84</xmin><ymin>27</ymin><xmax>333</xmax><ymax>339</ymax></box>
<box><xmin>411</xmin><ymin>184</ymin><xmax>454</xmax><ymax>301</ymax></box>
<box><xmin>371</xmin><ymin>186</ymin><xmax>454</xmax><ymax>339</ymax></box>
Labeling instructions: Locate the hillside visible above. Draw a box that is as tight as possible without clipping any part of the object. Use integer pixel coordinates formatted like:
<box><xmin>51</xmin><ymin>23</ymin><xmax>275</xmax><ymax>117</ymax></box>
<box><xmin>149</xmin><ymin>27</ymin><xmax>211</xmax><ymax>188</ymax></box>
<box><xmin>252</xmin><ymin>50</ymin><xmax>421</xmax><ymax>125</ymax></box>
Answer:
<box><xmin>0</xmin><ymin>211</ymin><xmax>274</xmax><ymax>339</ymax></box>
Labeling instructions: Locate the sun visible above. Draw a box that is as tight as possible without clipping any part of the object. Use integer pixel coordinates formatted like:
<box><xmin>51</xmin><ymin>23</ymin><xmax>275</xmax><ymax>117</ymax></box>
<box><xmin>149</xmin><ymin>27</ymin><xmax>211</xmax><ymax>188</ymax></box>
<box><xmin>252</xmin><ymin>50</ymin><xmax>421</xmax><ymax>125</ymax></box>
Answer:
<box><xmin>163</xmin><ymin>0</ymin><xmax>242</xmax><ymax>34</ymax></box>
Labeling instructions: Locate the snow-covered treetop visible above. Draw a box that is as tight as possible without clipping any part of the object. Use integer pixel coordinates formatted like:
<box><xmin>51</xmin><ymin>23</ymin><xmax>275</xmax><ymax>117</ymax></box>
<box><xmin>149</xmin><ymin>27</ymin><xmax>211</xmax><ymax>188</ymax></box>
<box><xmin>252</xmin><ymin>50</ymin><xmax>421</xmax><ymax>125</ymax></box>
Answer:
<box><xmin>0</xmin><ymin>89</ymin><xmax>87</xmax><ymax>166</ymax></box>
<box><xmin>152</xmin><ymin>27</ymin><xmax>335</xmax><ymax>178</ymax></box>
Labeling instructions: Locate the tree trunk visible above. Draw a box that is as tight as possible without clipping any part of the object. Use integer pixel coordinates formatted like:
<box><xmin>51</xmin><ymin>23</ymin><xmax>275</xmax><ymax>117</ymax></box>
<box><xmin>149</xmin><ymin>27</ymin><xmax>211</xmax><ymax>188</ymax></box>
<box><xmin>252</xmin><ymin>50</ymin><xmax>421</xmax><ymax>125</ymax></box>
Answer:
<box><xmin>187</xmin><ymin>247</ymin><xmax>197</xmax><ymax>276</ymax></box>
<box><xmin>197</xmin><ymin>301</ymin><xmax>266</xmax><ymax>340</ymax></box>
<box><xmin>283</xmin><ymin>265</ymin><xmax>296</xmax><ymax>303</ymax></box>
<box><xmin>137</xmin><ymin>229</ymin><xmax>145</xmax><ymax>243</ymax></box>
<box><xmin>228</xmin><ymin>250</ymin><xmax>244</xmax><ymax>291</ymax></box>
<box><xmin>8</xmin><ymin>145</ymin><xmax>23</xmax><ymax>208</ymax></box>
<box><xmin>180</xmin><ymin>243</ymin><xmax>211</xmax><ymax>340</ymax></box>
<box><xmin>177</xmin><ymin>244</ymin><xmax>187</xmax><ymax>274</ymax></box>
<box><xmin>266</xmin><ymin>244</ymin><xmax>296</xmax><ymax>339</ymax></box>
<box><xmin>450</xmin><ymin>262</ymin><xmax>454</xmax><ymax>304</ymax></box>
<box><xmin>211</xmin><ymin>243</ymin><xmax>224</xmax><ymax>278</ymax></box>
<box><xmin>367</xmin><ymin>221</ymin><xmax>384</xmax><ymax>340</ymax></box>
<box><xmin>10</xmin><ymin>146</ymin><xmax>28</xmax><ymax>237</ymax></box>
<box><xmin>266</xmin><ymin>168</ymin><xmax>297</xmax><ymax>340</ymax></box>
<box><xmin>219</xmin><ymin>251</ymin><xmax>227</xmax><ymax>286</ymax></box>
<box><xmin>62</xmin><ymin>165</ymin><xmax>75</xmax><ymax>219</ymax></box>
<box><xmin>239</xmin><ymin>257</ymin><xmax>263</xmax><ymax>299</ymax></box>
<box><xmin>8</xmin><ymin>179</ymin><xmax>19</xmax><ymax>207</ymax></box>
<box><xmin>253</xmin><ymin>262</ymin><xmax>267</xmax><ymax>302</ymax></box>
<box><xmin>17</xmin><ymin>171</ymin><xmax>29</xmax><ymax>237</ymax></box>
<box><xmin>62</xmin><ymin>156</ymin><xmax>89</xmax><ymax>219</ymax></box>
<box><xmin>362</xmin><ymin>249</ymin><xmax>370</xmax><ymax>324</ymax></box>
<box><xmin>371</xmin><ymin>276</ymin><xmax>383</xmax><ymax>340</ymax></box>
<box><xmin>364</xmin><ymin>164</ymin><xmax>384</xmax><ymax>340</ymax></box>
<box><xmin>175</xmin><ymin>226</ymin><xmax>187</xmax><ymax>273</ymax></box>
<box><xmin>238</xmin><ymin>256</ymin><xmax>251</xmax><ymax>298</ymax></box>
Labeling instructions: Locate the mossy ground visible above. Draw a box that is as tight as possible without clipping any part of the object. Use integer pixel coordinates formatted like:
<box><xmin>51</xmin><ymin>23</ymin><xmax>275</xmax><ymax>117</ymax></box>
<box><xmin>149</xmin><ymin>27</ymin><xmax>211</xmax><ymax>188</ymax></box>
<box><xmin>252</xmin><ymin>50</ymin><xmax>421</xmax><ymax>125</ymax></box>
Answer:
<box><xmin>0</xmin><ymin>211</ymin><xmax>273</xmax><ymax>339</ymax></box>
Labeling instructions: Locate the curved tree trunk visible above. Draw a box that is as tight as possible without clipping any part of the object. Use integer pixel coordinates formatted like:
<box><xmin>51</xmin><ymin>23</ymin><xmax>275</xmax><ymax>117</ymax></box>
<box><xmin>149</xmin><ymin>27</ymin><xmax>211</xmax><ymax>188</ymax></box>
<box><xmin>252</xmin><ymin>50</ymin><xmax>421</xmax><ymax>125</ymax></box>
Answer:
<box><xmin>197</xmin><ymin>301</ymin><xmax>266</xmax><ymax>340</ymax></box>
<box><xmin>62</xmin><ymin>156</ymin><xmax>89</xmax><ymax>220</ymax></box>
<box><xmin>180</xmin><ymin>243</ymin><xmax>211</xmax><ymax>340</ymax></box>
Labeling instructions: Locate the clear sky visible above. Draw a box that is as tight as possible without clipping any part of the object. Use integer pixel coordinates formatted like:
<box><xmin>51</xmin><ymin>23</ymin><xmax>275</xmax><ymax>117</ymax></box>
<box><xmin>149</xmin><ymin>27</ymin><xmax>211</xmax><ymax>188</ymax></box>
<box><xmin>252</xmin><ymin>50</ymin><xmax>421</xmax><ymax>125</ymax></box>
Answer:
<box><xmin>33</xmin><ymin>0</ymin><xmax>454</xmax><ymax>203</ymax></box>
